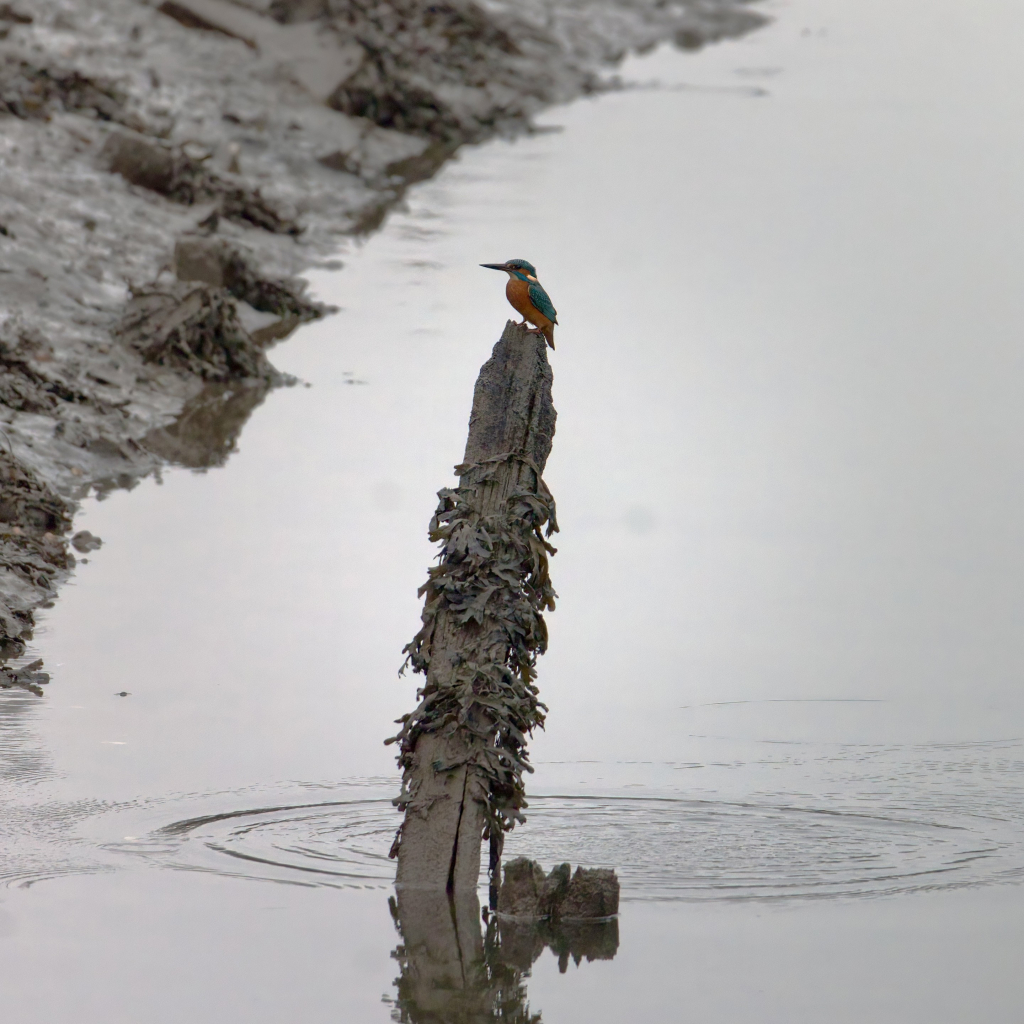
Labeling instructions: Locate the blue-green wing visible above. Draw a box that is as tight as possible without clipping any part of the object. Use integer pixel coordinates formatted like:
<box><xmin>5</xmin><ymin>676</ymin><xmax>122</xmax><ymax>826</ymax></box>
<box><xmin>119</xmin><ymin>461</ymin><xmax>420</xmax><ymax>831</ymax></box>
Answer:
<box><xmin>529</xmin><ymin>281</ymin><xmax>558</xmax><ymax>323</ymax></box>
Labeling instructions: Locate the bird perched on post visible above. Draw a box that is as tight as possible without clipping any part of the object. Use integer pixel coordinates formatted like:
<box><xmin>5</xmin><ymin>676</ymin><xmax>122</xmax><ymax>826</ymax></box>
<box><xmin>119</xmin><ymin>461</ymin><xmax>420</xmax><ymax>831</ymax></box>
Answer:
<box><xmin>480</xmin><ymin>259</ymin><xmax>558</xmax><ymax>349</ymax></box>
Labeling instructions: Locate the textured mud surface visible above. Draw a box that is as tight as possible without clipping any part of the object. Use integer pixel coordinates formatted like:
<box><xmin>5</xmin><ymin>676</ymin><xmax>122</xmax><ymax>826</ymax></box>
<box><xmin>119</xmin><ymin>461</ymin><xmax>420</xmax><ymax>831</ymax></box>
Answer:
<box><xmin>0</xmin><ymin>0</ymin><xmax>766</xmax><ymax>675</ymax></box>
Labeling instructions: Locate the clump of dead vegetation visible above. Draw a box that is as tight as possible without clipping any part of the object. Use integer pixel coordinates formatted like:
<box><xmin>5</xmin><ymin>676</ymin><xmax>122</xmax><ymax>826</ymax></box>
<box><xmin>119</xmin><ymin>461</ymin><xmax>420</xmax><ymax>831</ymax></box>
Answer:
<box><xmin>0</xmin><ymin>445</ymin><xmax>74</xmax><ymax>663</ymax></box>
<box><xmin>113</xmin><ymin>282</ymin><xmax>275</xmax><ymax>381</ymax></box>
<box><xmin>0</xmin><ymin>54</ymin><xmax>147</xmax><ymax>129</ymax></box>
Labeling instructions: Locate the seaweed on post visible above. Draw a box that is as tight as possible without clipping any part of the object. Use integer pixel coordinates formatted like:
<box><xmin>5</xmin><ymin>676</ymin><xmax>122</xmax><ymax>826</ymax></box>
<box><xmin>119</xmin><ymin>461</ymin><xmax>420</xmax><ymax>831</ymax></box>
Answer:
<box><xmin>386</xmin><ymin>321</ymin><xmax>557</xmax><ymax>891</ymax></box>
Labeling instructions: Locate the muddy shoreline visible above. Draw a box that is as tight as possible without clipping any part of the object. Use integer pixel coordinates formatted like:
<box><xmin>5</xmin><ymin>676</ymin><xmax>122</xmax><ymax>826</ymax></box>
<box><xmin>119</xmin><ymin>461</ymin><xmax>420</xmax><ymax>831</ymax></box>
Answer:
<box><xmin>0</xmin><ymin>0</ymin><xmax>765</xmax><ymax>682</ymax></box>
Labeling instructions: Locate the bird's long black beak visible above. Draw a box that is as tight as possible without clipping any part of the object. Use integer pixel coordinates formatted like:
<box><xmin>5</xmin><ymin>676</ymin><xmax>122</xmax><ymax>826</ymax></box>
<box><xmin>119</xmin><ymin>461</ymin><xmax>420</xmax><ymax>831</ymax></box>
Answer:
<box><xmin>480</xmin><ymin>263</ymin><xmax>507</xmax><ymax>271</ymax></box>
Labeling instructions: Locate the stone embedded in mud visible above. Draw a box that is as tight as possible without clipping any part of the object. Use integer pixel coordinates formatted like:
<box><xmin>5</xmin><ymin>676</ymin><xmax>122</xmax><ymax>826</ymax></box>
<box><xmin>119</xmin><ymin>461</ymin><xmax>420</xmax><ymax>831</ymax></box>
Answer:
<box><xmin>497</xmin><ymin>857</ymin><xmax>619</xmax><ymax>921</ymax></box>
<box><xmin>173</xmin><ymin>236</ymin><xmax>326</xmax><ymax>327</ymax></box>
<box><xmin>101</xmin><ymin>131</ymin><xmax>301</xmax><ymax>235</ymax></box>
<box><xmin>174</xmin><ymin>237</ymin><xmax>233</xmax><ymax>289</ymax></box>
<box><xmin>101</xmin><ymin>131</ymin><xmax>178</xmax><ymax>195</ymax></box>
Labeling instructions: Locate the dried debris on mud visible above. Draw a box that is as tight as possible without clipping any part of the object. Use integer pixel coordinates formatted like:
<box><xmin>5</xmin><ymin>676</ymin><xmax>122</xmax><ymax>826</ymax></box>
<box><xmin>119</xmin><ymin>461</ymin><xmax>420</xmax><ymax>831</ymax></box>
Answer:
<box><xmin>0</xmin><ymin>0</ymin><xmax>767</xmax><ymax>680</ymax></box>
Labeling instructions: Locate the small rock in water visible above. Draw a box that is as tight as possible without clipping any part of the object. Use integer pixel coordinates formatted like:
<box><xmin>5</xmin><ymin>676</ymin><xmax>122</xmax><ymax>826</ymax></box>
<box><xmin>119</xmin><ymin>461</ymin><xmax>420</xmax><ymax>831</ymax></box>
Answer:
<box><xmin>559</xmin><ymin>865</ymin><xmax>621</xmax><ymax>920</ymax></box>
<box><xmin>71</xmin><ymin>530</ymin><xmax>103</xmax><ymax>553</ymax></box>
<box><xmin>497</xmin><ymin>857</ymin><xmax>619</xmax><ymax>921</ymax></box>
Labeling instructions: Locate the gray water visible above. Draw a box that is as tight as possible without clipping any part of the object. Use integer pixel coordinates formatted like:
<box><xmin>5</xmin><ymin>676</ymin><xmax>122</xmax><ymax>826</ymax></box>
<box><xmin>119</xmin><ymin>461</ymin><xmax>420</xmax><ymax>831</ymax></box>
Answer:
<box><xmin>4</xmin><ymin>0</ymin><xmax>1024</xmax><ymax>1019</ymax></box>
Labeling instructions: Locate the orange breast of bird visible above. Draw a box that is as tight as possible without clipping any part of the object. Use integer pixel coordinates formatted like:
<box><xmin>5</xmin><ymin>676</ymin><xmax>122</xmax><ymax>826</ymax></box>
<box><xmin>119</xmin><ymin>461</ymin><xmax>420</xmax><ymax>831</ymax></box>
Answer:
<box><xmin>506</xmin><ymin>277</ymin><xmax>552</xmax><ymax>331</ymax></box>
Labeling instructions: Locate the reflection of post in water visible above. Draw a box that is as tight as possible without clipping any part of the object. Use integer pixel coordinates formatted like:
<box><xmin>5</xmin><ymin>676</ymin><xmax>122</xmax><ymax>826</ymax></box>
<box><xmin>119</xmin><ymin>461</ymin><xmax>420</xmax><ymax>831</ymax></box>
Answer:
<box><xmin>388</xmin><ymin>889</ymin><xmax>619</xmax><ymax>1022</ymax></box>
<box><xmin>389</xmin><ymin>889</ymin><xmax>531</xmax><ymax>1023</ymax></box>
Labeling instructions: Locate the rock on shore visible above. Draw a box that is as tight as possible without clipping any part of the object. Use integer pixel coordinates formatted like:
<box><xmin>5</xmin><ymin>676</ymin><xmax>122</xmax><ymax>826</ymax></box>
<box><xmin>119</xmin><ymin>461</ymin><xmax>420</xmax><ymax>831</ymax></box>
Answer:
<box><xmin>0</xmin><ymin>0</ymin><xmax>766</xmax><ymax>681</ymax></box>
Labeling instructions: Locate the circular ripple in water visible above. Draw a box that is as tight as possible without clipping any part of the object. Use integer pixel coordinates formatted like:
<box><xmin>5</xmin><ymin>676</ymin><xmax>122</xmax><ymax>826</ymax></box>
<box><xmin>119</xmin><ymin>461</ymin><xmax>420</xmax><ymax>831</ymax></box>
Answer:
<box><xmin>137</xmin><ymin>795</ymin><xmax>1023</xmax><ymax>901</ymax></box>
<box><xmin>503</xmin><ymin>797</ymin><xmax>1021</xmax><ymax>901</ymax></box>
<box><xmin>149</xmin><ymin>799</ymin><xmax>399</xmax><ymax>889</ymax></box>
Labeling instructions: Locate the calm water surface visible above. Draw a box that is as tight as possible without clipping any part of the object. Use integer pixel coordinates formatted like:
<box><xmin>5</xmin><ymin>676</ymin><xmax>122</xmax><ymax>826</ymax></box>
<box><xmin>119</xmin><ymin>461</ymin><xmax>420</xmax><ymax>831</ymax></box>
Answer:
<box><xmin>3</xmin><ymin>0</ymin><xmax>1024</xmax><ymax>1019</ymax></box>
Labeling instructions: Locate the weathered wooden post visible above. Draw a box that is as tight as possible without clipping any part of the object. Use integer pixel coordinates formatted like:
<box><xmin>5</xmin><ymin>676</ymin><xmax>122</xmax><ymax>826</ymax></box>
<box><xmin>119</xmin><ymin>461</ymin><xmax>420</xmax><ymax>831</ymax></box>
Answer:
<box><xmin>387</xmin><ymin>320</ymin><xmax>557</xmax><ymax>892</ymax></box>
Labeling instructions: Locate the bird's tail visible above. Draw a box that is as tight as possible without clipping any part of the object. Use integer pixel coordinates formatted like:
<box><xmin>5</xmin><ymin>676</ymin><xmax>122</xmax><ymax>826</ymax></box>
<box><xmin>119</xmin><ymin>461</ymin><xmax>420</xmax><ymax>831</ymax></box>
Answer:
<box><xmin>543</xmin><ymin>324</ymin><xmax>555</xmax><ymax>350</ymax></box>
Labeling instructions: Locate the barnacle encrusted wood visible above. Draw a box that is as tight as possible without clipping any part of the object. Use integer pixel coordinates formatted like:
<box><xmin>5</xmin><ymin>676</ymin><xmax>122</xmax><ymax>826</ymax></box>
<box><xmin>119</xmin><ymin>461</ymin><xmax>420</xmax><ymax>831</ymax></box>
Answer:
<box><xmin>388</xmin><ymin>320</ymin><xmax>557</xmax><ymax>890</ymax></box>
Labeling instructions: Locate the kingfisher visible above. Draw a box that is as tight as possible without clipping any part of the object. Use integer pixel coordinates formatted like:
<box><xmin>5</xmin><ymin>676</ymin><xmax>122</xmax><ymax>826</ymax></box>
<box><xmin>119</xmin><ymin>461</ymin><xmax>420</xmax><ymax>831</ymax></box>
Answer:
<box><xmin>480</xmin><ymin>259</ymin><xmax>558</xmax><ymax>349</ymax></box>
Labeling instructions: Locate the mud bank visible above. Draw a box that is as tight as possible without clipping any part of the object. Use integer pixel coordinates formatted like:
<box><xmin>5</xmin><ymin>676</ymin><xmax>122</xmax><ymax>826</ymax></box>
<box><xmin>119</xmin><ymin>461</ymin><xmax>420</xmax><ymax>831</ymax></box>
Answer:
<box><xmin>0</xmin><ymin>0</ymin><xmax>765</xmax><ymax>676</ymax></box>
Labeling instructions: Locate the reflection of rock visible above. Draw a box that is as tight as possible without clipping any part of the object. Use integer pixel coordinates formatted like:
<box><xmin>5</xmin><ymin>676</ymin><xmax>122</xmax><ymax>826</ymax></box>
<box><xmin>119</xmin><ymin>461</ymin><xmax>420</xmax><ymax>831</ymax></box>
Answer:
<box><xmin>498</xmin><ymin>858</ymin><xmax>620</xmax><ymax>921</ymax></box>
<box><xmin>498</xmin><ymin>916</ymin><xmax>619</xmax><ymax>976</ymax></box>
<box><xmin>140</xmin><ymin>379</ymin><xmax>271</xmax><ymax>470</ymax></box>
<box><xmin>389</xmin><ymin>886</ymin><xmax>619</xmax><ymax>1021</ymax></box>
